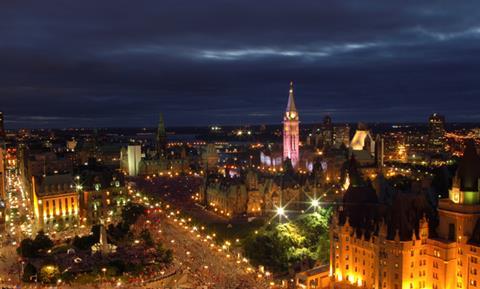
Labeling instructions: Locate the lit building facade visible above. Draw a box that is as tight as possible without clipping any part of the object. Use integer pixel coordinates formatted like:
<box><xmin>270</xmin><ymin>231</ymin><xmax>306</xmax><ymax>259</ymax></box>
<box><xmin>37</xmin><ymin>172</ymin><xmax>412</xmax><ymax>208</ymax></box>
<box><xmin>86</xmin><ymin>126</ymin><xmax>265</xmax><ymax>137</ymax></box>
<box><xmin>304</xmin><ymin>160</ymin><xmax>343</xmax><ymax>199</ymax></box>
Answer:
<box><xmin>330</xmin><ymin>141</ymin><xmax>480</xmax><ymax>289</ymax></box>
<box><xmin>283</xmin><ymin>81</ymin><xmax>300</xmax><ymax>169</ymax></box>
<box><xmin>428</xmin><ymin>113</ymin><xmax>446</xmax><ymax>153</ymax></box>
<box><xmin>75</xmin><ymin>161</ymin><xmax>127</xmax><ymax>225</ymax></box>
<box><xmin>200</xmin><ymin>161</ymin><xmax>324</xmax><ymax>218</ymax></box>
<box><xmin>32</xmin><ymin>174</ymin><xmax>80</xmax><ymax>230</ymax></box>
<box><xmin>0</xmin><ymin>147</ymin><xmax>5</xmax><ymax>231</ymax></box>
<box><xmin>0</xmin><ymin>112</ymin><xmax>5</xmax><ymax>139</ymax></box>
<box><xmin>321</xmin><ymin>116</ymin><xmax>334</xmax><ymax>148</ymax></box>
<box><xmin>0</xmin><ymin>147</ymin><xmax>5</xmax><ymax>200</ymax></box>
<box><xmin>120</xmin><ymin>145</ymin><xmax>142</xmax><ymax>176</ymax></box>
<box><xmin>334</xmin><ymin>125</ymin><xmax>351</xmax><ymax>148</ymax></box>
<box><xmin>350</xmin><ymin>123</ymin><xmax>376</xmax><ymax>166</ymax></box>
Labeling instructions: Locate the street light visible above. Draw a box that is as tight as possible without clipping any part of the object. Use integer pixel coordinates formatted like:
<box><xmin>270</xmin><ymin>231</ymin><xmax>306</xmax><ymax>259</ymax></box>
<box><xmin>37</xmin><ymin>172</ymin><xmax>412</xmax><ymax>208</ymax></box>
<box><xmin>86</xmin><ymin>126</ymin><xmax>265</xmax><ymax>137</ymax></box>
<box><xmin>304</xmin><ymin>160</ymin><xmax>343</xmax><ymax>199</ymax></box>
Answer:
<box><xmin>311</xmin><ymin>199</ymin><xmax>320</xmax><ymax>209</ymax></box>
<box><xmin>275</xmin><ymin>207</ymin><xmax>285</xmax><ymax>216</ymax></box>
<box><xmin>275</xmin><ymin>206</ymin><xmax>286</xmax><ymax>223</ymax></box>
<box><xmin>102</xmin><ymin>267</ymin><xmax>107</xmax><ymax>283</ymax></box>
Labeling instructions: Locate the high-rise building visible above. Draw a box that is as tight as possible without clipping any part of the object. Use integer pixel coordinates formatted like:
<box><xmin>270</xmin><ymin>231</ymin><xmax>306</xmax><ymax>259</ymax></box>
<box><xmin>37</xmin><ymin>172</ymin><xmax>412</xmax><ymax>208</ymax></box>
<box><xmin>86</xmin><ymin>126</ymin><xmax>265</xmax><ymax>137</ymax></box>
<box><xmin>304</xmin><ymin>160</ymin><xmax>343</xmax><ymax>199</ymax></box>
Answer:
<box><xmin>334</xmin><ymin>125</ymin><xmax>350</xmax><ymax>148</ymax></box>
<box><xmin>283</xmin><ymin>81</ymin><xmax>300</xmax><ymax>168</ymax></box>
<box><xmin>0</xmin><ymin>147</ymin><xmax>4</xmax><ymax>200</ymax></box>
<box><xmin>428</xmin><ymin>113</ymin><xmax>445</xmax><ymax>153</ymax></box>
<box><xmin>156</xmin><ymin>113</ymin><xmax>167</xmax><ymax>158</ymax></box>
<box><xmin>126</xmin><ymin>145</ymin><xmax>142</xmax><ymax>176</ymax></box>
<box><xmin>0</xmin><ymin>112</ymin><xmax>5</xmax><ymax>225</ymax></box>
<box><xmin>0</xmin><ymin>112</ymin><xmax>5</xmax><ymax>139</ymax></box>
<box><xmin>321</xmin><ymin>115</ymin><xmax>334</xmax><ymax>148</ymax></box>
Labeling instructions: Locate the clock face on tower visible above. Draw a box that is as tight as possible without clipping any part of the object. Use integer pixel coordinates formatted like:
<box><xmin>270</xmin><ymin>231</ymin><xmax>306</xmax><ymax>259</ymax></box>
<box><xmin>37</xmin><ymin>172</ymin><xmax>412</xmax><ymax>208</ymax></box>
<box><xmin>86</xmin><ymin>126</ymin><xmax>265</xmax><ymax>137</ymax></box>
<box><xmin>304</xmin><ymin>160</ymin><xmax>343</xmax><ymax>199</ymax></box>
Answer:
<box><xmin>286</xmin><ymin>112</ymin><xmax>297</xmax><ymax>120</ymax></box>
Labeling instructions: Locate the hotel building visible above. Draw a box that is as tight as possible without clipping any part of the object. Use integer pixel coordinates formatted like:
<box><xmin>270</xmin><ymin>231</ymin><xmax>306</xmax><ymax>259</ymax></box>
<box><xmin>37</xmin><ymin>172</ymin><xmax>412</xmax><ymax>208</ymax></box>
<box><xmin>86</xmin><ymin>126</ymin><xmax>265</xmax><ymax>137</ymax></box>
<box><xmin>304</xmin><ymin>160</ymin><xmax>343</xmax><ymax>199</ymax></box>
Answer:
<box><xmin>330</xmin><ymin>141</ymin><xmax>480</xmax><ymax>289</ymax></box>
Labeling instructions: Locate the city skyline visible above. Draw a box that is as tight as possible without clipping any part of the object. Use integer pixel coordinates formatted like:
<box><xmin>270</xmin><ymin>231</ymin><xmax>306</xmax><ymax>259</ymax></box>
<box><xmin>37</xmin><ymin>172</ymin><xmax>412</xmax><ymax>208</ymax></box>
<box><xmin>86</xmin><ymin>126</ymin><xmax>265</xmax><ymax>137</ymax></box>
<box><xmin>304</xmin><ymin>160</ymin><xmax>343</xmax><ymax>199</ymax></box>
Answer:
<box><xmin>2</xmin><ymin>1</ymin><xmax>480</xmax><ymax>128</ymax></box>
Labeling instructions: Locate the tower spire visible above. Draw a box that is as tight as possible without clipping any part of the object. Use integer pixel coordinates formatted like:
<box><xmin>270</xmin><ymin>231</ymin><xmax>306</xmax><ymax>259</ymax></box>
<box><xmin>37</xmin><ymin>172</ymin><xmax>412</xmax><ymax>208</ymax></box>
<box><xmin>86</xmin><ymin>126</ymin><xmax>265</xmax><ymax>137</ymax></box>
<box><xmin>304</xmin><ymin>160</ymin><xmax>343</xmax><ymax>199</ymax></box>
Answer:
<box><xmin>156</xmin><ymin>113</ymin><xmax>167</xmax><ymax>158</ymax></box>
<box><xmin>283</xmin><ymin>81</ymin><xmax>300</xmax><ymax>169</ymax></box>
<box><xmin>286</xmin><ymin>81</ymin><xmax>297</xmax><ymax>112</ymax></box>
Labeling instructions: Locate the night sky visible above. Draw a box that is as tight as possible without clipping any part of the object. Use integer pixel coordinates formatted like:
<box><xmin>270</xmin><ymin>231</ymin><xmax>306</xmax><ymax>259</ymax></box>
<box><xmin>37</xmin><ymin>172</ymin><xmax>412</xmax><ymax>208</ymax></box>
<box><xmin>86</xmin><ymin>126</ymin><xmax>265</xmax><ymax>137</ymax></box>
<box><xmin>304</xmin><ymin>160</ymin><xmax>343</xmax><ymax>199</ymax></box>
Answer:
<box><xmin>2</xmin><ymin>1</ymin><xmax>480</xmax><ymax>128</ymax></box>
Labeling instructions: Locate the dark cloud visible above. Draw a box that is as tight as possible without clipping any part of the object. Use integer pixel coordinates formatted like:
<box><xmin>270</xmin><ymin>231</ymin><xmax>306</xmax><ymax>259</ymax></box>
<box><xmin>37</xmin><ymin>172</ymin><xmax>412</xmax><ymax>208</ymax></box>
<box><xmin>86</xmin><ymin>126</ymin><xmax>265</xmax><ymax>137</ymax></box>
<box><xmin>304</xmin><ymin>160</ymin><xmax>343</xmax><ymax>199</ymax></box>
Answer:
<box><xmin>1</xmin><ymin>0</ymin><xmax>480</xmax><ymax>128</ymax></box>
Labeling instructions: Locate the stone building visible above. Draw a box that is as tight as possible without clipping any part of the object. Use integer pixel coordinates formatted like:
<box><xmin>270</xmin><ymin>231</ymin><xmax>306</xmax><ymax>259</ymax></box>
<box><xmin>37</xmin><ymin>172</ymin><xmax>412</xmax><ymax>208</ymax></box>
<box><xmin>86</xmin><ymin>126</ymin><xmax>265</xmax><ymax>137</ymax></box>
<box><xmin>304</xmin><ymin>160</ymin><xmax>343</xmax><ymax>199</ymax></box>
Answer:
<box><xmin>120</xmin><ymin>115</ymin><xmax>196</xmax><ymax>176</ymax></box>
<box><xmin>200</xmin><ymin>159</ymin><xmax>325</xmax><ymax>218</ymax></box>
<box><xmin>330</xmin><ymin>141</ymin><xmax>480</xmax><ymax>289</ymax></box>
<box><xmin>31</xmin><ymin>174</ymin><xmax>80</xmax><ymax>231</ymax></box>
<box><xmin>75</xmin><ymin>160</ymin><xmax>127</xmax><ymax>225</ymax></box>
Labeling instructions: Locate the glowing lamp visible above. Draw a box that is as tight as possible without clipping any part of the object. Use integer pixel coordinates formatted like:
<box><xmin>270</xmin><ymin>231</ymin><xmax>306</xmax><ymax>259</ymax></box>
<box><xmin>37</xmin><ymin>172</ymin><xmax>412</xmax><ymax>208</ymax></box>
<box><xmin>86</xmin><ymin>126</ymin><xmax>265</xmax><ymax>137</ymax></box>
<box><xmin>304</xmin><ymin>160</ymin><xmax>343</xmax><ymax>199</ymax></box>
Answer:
<box><xmin>276</xmin><ymin>206</ymin><xmax>285</xmax><ymax>216</ymax></box>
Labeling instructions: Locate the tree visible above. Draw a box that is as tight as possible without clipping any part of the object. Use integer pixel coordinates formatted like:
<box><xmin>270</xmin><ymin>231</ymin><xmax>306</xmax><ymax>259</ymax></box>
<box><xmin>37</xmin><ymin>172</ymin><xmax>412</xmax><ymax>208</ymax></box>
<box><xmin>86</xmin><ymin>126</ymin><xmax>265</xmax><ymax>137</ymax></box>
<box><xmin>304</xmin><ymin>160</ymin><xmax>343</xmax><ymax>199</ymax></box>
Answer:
<box><xmin>34</xmin><ymin>231</ymin><xmax>54</xmax><ymax>251</ymax></box>
<box><xmin>39</xmin><ymin>265</ymin><xmax>60</xmax><ymax>284</ymax></box>
<box><xmin>156</xmin><ymin>243</ymin><xmax>173</xmax><ymax>264</ymax></box>
<box><xmin>72</xmin><ymin>235</ymin><xmax>96</xmax><ymax>251</ymax></box>
<box><xmin>140</xmin><ymin>229</ymin><xmax>154</xmax><ymax>247</ymax></box>
<box><xmin>107</xmin><ymin>222</ymin><xmax>129</xmax><ymax>242</ymax></box>
<box><xmin>243</xmin><ymin>209</ymin><xmax>333</xmax><ymax>273</ymax></box>
<box><xmin>121</xmin><ymin>203</ymin><xmax>146</xmax><ymax>226</ymax></box>
<box><xmin>91</xmin><ymin>224</ymin><xmax>101</xmax><ymax>240</ymax></box>
<box><xmin>22</xmin><ymin>263</ymin><xmax>37</xmax><ymax>282</ymax></box>
<box><xmin>17</xmin><ymin>238</ymin><xmax>37</xmax><ymax>258</ymax></box>
<box><xmin>109</xmin><ymin>259</ymin><xmax>126</xmax><ymax>275</ymax></box>
<box><xmin>17</xmin><ymin>231</ymin><xmax>56</xmax><ymax>258</ymax></box>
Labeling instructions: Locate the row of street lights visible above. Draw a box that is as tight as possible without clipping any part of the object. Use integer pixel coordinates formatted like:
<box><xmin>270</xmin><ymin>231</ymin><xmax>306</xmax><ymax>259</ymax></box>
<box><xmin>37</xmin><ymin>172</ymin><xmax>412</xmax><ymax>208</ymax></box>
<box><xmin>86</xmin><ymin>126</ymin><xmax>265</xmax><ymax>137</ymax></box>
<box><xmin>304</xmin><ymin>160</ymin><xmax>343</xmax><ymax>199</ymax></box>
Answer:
<box><xmin>274</xmin><ymin>198</ymin><xmax>322</xmax><ymax>222</ymax></box>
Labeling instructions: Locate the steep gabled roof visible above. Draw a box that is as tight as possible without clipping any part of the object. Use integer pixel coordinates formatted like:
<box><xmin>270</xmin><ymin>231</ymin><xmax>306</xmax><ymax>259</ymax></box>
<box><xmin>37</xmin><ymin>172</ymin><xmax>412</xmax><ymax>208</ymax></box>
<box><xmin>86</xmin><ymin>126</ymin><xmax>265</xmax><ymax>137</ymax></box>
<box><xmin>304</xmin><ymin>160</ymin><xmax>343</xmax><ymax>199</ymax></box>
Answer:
<box><xmin>455</xmin><ymin>140</ymin><xmax>480</xmax><ymax>192</ymax></box>
<box><xmin>286</xmin><ymin>81</ymin><xmax>297</xmax><ymax>112</ymax></box>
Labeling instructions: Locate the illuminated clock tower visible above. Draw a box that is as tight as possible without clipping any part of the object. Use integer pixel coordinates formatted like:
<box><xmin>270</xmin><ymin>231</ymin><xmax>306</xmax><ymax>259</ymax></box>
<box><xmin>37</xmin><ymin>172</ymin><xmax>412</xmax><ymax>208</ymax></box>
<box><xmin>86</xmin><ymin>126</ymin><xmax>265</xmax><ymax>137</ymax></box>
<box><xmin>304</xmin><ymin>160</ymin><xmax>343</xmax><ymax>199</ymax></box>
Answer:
<box><xmin>283</xmin><ymin>81</ymin><xmax>299</xmax><ymax>168</ymax></box>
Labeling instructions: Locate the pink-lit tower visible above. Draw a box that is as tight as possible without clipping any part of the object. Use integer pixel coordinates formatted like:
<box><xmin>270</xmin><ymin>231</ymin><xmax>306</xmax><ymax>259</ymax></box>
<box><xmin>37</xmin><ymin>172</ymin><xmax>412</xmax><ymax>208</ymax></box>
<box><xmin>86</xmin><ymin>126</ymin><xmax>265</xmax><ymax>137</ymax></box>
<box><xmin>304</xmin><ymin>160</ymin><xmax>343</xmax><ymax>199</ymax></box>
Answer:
<box><xmin>283</xmin><ymin>81</ymin><xmax>299</xmax><ymax>168</ymax></box>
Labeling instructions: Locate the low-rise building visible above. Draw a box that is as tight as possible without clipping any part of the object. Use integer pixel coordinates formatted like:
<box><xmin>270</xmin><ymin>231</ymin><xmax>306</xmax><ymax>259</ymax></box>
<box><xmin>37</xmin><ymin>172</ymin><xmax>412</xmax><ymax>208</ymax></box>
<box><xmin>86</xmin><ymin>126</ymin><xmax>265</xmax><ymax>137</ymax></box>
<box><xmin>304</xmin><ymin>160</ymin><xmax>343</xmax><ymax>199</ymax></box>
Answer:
<box><xmin>32</xmin><ymin>174</ymin><xmax>79</xmax><ymax>230</ymax></box>
<box><xmin>296</xmin><ymin>265</ymin><xmax>330</xmax><ymax>289</ymax></box>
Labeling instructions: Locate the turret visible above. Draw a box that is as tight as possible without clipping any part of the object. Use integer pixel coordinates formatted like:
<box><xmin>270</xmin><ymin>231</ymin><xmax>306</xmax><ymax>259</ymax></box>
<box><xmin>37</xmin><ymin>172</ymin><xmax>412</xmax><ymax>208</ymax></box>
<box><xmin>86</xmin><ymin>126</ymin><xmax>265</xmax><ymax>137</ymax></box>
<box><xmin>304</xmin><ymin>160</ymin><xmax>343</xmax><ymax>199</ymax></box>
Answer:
<box><xmin>156</xmin><ymin>113</ymin><xmax>167</xmax><ymax>158</ymax></box>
